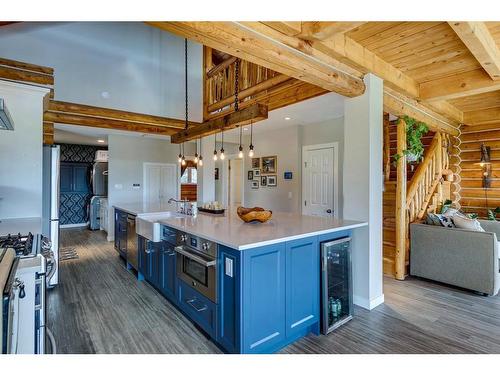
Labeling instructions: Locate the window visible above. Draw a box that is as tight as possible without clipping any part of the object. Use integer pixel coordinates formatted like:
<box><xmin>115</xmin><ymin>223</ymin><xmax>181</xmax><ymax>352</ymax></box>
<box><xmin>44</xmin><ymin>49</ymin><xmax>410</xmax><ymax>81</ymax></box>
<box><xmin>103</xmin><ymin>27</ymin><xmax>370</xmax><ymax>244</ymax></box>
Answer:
<box><xmin>181</xmin><ymin>167</ymin><xmax>197</xmax><ymax>184</ymax></box>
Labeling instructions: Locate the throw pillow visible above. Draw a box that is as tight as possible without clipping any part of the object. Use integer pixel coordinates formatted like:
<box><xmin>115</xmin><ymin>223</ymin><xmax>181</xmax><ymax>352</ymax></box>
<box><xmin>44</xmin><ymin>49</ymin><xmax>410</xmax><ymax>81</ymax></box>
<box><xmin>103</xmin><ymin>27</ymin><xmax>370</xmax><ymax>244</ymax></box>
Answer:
<box><xmin>425</xmin><ymin>213</ymin><xmax>442</xmax><ymax>226</ymax></box>
<box><xmin>452</xmin><ymin>214</ymin><xmax>485</xmax><ymax>232</ymax></box>
<box><xmin>438</xmin><ymin>215</ymin><xmax>455</xmax><ymax>228</ymax></box>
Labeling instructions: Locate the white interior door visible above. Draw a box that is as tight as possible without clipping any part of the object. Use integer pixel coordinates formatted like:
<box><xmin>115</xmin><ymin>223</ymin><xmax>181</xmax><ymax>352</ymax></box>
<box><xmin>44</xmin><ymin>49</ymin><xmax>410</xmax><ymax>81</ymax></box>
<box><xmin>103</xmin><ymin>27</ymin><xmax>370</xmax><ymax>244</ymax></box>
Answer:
<box><xmin>303</xmin><ymin>145</ymin><xmax>336</xmax><ymax>217</ymax></box>
<box><xmin>144</xmin><ymin>163</ymin><xmax>177</xmax><ymax>206</ymax></box>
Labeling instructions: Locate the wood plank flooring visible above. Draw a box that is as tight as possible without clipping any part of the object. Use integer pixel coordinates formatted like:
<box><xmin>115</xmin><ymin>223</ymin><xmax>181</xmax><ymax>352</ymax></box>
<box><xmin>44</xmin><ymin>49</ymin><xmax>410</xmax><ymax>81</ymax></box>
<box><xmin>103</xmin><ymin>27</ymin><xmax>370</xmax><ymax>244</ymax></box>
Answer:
<box><xmin>48</xmin><ymin>228</ymin><xmax>500</xmax><ymax>354</ymax></box>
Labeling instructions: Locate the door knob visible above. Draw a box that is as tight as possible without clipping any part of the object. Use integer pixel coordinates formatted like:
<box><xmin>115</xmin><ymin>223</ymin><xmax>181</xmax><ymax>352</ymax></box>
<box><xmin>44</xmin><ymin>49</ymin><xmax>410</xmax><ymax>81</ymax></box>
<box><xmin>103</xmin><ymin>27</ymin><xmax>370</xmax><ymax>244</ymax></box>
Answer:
<box><xmin>326</xmin><ymin>209</ymin><xmax>332</xmax><ymax>214</ymax></box>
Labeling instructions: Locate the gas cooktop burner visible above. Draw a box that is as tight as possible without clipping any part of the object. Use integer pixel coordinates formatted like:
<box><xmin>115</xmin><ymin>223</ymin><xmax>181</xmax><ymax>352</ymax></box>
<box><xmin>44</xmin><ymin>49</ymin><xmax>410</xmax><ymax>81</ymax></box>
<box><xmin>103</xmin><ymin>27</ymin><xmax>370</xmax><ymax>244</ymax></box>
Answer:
<box><xmin>0</xmin><ymin>232</ymin><xmax>34</xmax><ymax>256</ymax></box>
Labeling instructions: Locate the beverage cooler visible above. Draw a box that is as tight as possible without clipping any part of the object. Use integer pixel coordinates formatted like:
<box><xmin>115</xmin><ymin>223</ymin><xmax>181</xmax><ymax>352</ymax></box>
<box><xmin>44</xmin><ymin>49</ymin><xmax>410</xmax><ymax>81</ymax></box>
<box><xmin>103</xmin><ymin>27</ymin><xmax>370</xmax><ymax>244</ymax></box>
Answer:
<box><xmin>320</xmin><ymin>237</ymin><xmax>353</xmax><ymax>334</ymax></box>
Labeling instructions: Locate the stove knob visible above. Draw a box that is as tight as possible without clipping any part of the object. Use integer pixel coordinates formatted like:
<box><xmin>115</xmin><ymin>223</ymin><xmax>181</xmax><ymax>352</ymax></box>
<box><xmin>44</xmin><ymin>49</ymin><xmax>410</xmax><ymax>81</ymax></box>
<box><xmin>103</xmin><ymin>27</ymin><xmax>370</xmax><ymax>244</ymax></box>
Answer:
<box><xmin>180</xmin><ymin>234</ymin><xmax>187</xmax><ymax>243</ymax></box>
<box><xmin>202</xmin><ymin>242</ymin><xmax>209</xmax><ymax>251</ymax></box>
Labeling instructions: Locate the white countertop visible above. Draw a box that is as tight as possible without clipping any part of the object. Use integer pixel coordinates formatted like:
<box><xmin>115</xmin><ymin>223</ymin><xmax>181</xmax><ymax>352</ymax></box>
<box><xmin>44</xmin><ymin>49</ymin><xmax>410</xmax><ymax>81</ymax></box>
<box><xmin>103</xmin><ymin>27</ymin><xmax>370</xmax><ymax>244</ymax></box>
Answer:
<box><xmin>0</xmin><ymin>217</ymin><xmax>42</xmax><ymax>236</ymax></box>
<box><xmin>113</xmin><ymin>202</ymin><xmax>177</xmax><ymax>216</ymax></box>
<box><xmin>157</xmin><ymin>210</ymin><xmax>367</xmax><ymax>250</ymax></box>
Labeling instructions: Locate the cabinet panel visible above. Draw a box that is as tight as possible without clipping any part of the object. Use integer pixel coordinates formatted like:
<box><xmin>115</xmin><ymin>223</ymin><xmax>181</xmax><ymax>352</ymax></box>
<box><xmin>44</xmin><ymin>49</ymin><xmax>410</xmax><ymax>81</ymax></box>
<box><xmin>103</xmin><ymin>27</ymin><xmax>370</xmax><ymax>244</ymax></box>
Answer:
<box><xmin>60</xmin><ymin>164</ymin><xmax>73</xmax><ymax>192</ymax></box>
<box><xmin>114</xmin><ymin>210</ymin><xmax>127</xmax><ymax>258</ymax></box>
<box><xmin>159</xmin><ymin>241</ymin><xmax>177</xmax><ymax>301</ymax></box>
<box><xmin>178</xmin><ymin>280</ymin><xmax>217</xmax><ymax>338</ymax></box>
<box><xmin>73</xmin><ymin>164</ymin><xmax>90</xmax><ymax>193</ymax></box>
<box><xmin>242</xmin><ymin>243</ymin><xmax>286</xmax><ymax>354</ymax></box>
<box><xmin>218</xmin><ymin>246</ymin><xmax>241</xmax><ymax>353</ymax></box>
<box><xmin>285</xmin><ymin>237</ymin><xmax>320</xmax><ymax>337</ymax></box>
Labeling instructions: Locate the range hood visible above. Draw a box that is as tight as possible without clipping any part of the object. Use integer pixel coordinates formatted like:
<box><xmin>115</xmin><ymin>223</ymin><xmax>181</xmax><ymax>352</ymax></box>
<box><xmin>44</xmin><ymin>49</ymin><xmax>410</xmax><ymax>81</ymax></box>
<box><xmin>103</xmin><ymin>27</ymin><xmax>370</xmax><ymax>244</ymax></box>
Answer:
<box><xmin>0</xmin><ymin>98</ymin><xmax>14</xmax><ymax>131</ymax></box>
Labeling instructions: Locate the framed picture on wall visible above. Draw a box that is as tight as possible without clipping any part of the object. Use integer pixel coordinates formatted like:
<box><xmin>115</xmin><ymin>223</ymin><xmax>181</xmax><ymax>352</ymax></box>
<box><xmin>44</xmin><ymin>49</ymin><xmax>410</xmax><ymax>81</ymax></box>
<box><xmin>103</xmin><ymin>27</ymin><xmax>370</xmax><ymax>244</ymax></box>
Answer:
<box><xmin>247</xmin><ymin>170</ymin><xmax>254</xmax><ymax>180</ymax></box>
<box><xmin>261</xmin><ymin>176</ymin><xmax>267</xmax><ymax>187</ymax></box>
<box><xmin>261</xmin><ymin>156</ymin><xmax>277</xmax><ymax>174</ymax></box>
<box><xmin>251</xmin><ymin>157</ymin><xmax>260</xmax><ymax>169</ymax></box>
<box><xmin>251</xmin><ymin>181</ymin><xmax>259</xmax><ymax>189</ymax></box>
<box><xmin>267</xmin><ymin>175</ymin><xmax>277</xmax><ymax>187</ymax></box>
<box><xmin>253</xmin><ymin>169</ymin><xmax>261</xmax><ymax>178</ymax></box>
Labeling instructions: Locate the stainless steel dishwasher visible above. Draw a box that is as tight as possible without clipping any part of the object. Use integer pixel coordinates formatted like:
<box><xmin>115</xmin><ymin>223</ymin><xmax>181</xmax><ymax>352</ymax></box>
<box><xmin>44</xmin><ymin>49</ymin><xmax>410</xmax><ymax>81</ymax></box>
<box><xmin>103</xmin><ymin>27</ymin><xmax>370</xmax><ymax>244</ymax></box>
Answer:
<box><xmin>126</xmin><ymin>214</ymin><xmax>138</xmax><ymax>270</ymax></box>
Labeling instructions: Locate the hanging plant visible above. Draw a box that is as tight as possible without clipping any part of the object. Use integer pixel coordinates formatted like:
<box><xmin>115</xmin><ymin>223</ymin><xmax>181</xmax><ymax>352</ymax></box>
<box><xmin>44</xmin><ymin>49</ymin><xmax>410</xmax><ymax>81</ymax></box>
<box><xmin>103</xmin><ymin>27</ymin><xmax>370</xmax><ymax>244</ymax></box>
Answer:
<box><xmin>392</xmin><ymin>115</ymin><xmax>429</xmax><ymax>164</ymax></box>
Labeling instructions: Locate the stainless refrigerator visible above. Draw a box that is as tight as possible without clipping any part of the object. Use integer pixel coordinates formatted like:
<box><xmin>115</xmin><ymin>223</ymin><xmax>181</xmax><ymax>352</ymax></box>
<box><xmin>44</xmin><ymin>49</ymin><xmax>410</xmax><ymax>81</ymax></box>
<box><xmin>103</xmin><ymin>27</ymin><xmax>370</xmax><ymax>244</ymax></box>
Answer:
<box><xmin>42</xmin><ymin>145</ymin><xmax>60</xmax><ymax>287</ymax></box>
<box><xmin>91</xmin><ymin>161</ymin><xmax>108</xmax><ymax>196</ymax></box>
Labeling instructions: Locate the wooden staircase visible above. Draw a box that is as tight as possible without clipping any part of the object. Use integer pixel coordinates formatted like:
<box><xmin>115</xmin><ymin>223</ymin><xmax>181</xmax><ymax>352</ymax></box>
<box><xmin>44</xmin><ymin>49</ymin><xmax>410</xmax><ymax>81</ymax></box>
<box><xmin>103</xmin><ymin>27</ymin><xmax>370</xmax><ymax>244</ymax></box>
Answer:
<box><xmin>382</xmin><ymin>115</ymin><xmax>451</xmax><ymax>278</ymax></box>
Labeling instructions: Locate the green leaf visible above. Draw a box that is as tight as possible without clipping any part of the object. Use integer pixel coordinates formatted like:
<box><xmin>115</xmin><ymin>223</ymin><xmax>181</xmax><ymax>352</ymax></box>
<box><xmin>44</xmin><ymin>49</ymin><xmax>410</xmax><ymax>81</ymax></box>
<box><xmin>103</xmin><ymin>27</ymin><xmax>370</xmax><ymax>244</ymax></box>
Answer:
<box><xmin>487</xmin><ymin>209</ymin><xmax>496</xmax><ymax>221</ymax></box>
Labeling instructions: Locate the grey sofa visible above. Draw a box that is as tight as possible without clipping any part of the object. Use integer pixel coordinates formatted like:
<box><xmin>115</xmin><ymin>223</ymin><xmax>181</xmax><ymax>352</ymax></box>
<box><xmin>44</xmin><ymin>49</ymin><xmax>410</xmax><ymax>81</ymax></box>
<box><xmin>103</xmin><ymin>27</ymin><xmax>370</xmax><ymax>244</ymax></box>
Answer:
<box><xmin>410</xmin><ymin>220</ymin><xmax>500</xmax><ymax>296</ymax></box>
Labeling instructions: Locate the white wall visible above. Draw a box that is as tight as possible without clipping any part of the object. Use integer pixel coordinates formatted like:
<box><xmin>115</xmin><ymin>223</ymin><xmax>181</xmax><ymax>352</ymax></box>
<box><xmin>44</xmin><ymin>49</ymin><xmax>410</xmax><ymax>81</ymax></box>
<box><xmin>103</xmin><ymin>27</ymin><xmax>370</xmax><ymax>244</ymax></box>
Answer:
<box><xmin>244</xmin><ymin>126</ymin><xmax>301</xmax><ymax>212</ymax></box>
<box><xmin>241</xmin><ymin>117</ymin><xmax>345</xmax><ymax>214</ymax></box>
<box><xmin>107</xmin><ymin>134</ymin><xmax>195</xmax><ymax>240</ymax></box>
<box><xmin>344</xmin><ymin>74</ymin><xmax>384</xmax><ymax>310</ymax></box>
<box><xmin>0</xmin><ymin>22</ymin><xmax>203</xmax><ymax>121</ymax></box>
<box><xmin>0</xmin><ymin>81</ymin><xmax>49</xmax><ymax>219</ymax></box>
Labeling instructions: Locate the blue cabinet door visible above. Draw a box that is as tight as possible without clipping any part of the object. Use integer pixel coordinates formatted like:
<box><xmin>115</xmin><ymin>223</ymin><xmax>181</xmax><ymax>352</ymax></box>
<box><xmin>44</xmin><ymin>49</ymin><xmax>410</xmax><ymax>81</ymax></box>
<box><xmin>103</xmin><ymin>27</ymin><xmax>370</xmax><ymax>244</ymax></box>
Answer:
<box><xmin>60</xmin><ymin>164</ymin><xmax>73</xmax><ymax>192</ymax></box>
<box><xmin>138</xmin><ymin>235</ymin><xmax>147</xmax><ymax>278</ymax></box>
<box><xmin>285</xmin><ymin>237</ymin><xmax>320</xmax><ymax>338</ymax></box>
<box><xmin>114</xmin><ymin>210</ymin><xmax>127</xmax><ymax>258</ymax></box>
<box><xmin>147</xmin><ymin>241</ymin><xmax>160</xmax><ymax>287</ymax></box>
<box><xmin>217</xmin><ymin>246</ymin><xmax>241</xmax><ymax>353</ymax></box>
<box><xmin>241</xmin><ymin>243</ymin><xmax>286</xmax><ymax>354</ymax></box>
<box><xmin>159</xmin><ymin>241</ymin><xmax>177</xmax><ymax>301</ymax></box>
<box><xmin>72</xmin><ymin>164</ymin><xmax>90</xmax><ymax>193</ymax></box>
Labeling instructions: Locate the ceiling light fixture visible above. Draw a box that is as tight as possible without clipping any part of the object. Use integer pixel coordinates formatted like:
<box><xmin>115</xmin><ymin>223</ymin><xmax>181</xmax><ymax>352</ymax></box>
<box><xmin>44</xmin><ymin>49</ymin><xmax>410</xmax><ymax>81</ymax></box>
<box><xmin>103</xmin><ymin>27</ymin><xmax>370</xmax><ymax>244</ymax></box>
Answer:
<box><xmin>220</xmin><ymin>130</ymin><xmax>225</xmax><ymax>160</ymax></box>
<box><xmin>97</xmin><ymin>139</ymin><xmax>105</xmax><ymax>143</ymax></box>
<box><xmin>284</xmin><ymin>116</ymin><xmax>291</xmax><ymax>120</ymax></box>
<box><xmin>238</xmin><ymin>126</ymin><xmax>243</xmax><ymax>158</ymax></box>
<box><xmin>213</xmin><ymin>132</ymin><xmax>218</xmax><ymax>161</ymax></box>
<box><xmin>248</xmin><ymin>120</ymin><xmax>254</xmax><ymax>158</ymax></box>
<box><xmin>198</xmin><ymin>138</ymin><xmax>203</xmax><ymax>166</ymax></box>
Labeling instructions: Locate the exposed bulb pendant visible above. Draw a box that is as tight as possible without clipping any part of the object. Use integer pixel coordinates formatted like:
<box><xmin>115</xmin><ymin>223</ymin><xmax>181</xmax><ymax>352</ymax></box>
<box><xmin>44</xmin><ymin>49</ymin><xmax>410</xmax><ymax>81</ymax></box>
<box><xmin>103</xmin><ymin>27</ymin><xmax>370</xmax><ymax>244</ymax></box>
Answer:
<box><xmin>238</xmin><ymin>126</ymin><xmax>243</xmax><ymax>158</ymax></box>
<box><xmin>181</xmin><ymin>143</ymin><xmax>186</xmax><ymax>166</ymax></box>
<box><xmin>220</xmin><ymin>130</ymin><xmax>225</xmax><ymax>160</ymax></box>
<box><xmin>198</xmin><ymin>138</ymin><xmax>203</xmax><ymax>166</ymax></box>
<box><xmin>213</xmin><ymin>132</ymin><xmax>218</xmax><ymax>161</ymax></box>
<box><xmin>194</xmin><ymin>139</ymin><xmax>199</xmax><ymax>164</ymax></box>
<box><xmin>178</xmin><ymin>144</ymin><xmax>182</xmax><ymax>164</ymax></box>
<box><xmin>248</xmin><ymin>120</ymin><xmax>254</xmax><ymax>157</ymax></box>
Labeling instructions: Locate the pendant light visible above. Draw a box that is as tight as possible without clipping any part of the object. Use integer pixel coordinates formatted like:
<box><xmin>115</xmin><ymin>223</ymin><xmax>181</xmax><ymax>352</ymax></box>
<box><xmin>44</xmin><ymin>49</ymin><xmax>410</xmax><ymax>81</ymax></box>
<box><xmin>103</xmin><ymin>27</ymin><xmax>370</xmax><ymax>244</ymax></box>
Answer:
<box><xmin>198</xmin><ymin>138</ymin><xmax>203</xmax><ymax>166</ymax></box>
<box><xmin>180</xmin><ymin>38</ymin><xmax>188</xmax><ymax>166</ymax></box>
<box><xmin>194</xmin><ymin>137</ymin><xmax>199</xmax><ymax>164</ymax></box>
<box><xmin>220</xmin><ymin>130</ymin><xmax>225</xmax><ymax>160</ymax></box>
<box><xmin>248</xmin><ymin>120</ymin><xmax>254</xmax><ymax>157</ymax></box>
<box><xmin>213</xmin><ymin>132</ymin><xmax>218</xmax><ymax>161</ymax></box>
<box><xmin>178</xmin><ymin>144</ymin><xmax>182</xmax><ymax>164</ymax></box>
<box><xmin>238</xmin><ymin>127</ymin><xmax>244</xmax><ymax>158</ymax></box>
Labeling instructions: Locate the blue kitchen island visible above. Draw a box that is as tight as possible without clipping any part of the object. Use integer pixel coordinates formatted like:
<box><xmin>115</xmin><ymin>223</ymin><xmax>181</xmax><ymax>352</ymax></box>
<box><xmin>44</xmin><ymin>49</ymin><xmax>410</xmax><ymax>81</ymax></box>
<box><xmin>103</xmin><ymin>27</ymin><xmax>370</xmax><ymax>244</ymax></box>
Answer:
<box><xmin>114</xmin><ymin>206</ymin><xmax>366</xmax><ymax>354</ymax></box>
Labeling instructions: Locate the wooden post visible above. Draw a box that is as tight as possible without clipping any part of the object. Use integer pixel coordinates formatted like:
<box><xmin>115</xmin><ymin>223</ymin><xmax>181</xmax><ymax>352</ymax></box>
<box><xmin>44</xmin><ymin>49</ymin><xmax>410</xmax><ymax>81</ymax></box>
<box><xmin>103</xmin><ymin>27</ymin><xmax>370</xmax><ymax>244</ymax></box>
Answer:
<box><xmin>395</xmin><ymin>117</ymin><xmax>407</xmax><ymax>280</ymax></box>
<box><xmin>203</xmin><ymin>46</ymin><xmax>213</xmax><ymax>121</ymax></box>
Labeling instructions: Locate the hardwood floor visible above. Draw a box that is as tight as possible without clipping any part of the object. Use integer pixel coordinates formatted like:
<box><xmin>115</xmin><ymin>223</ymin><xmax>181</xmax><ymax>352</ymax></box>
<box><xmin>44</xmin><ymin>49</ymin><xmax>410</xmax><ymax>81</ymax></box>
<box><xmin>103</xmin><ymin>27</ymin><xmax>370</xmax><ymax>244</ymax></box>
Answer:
<box><xmin>48</xmin><ymin>228</ymin><xmax>500</xmax><ymax>354</ymax></box>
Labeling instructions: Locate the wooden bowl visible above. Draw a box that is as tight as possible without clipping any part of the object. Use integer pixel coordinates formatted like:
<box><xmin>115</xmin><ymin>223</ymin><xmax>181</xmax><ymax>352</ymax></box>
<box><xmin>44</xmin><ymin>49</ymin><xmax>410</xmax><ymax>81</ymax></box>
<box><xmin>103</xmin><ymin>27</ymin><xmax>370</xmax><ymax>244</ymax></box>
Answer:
<box><xmin>237</xmin><ymin>206</ymin><xmax>273</xmax><ymax>223</ymax></box>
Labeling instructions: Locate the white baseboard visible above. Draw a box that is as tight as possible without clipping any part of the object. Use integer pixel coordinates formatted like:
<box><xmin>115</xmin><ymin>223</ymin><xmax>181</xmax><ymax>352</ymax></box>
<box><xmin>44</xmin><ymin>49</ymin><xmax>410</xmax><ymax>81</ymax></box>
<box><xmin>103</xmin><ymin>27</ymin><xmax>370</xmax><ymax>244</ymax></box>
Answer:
<box><xmin>353</xmin><ymin>293</ymin><xmax>385</xmax><ymax>310</ymax></box>
<box><xmin>60</xmin><ymin>222</ymin><xmax>88</xmax><ymax>229</ymax></box>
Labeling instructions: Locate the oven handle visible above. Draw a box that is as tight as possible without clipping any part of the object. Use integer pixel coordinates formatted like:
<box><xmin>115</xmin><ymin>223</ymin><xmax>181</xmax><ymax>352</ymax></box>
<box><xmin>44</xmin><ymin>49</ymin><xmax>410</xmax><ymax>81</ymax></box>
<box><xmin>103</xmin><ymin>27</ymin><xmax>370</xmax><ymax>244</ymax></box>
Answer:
<box><xmin>174</xmin><ymin>245</ymin><xmax>216</xmax><ymax>267</ymax></box>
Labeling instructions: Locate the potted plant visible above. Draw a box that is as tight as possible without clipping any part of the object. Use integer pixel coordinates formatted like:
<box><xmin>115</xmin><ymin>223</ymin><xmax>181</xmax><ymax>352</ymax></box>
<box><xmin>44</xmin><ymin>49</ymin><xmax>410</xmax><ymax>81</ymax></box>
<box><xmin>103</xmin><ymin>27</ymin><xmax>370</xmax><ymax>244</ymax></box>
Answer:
<box><xmin>393</xmin><ymin>115</ymin><xmax>429</xmax><ymax>164</ymax></box>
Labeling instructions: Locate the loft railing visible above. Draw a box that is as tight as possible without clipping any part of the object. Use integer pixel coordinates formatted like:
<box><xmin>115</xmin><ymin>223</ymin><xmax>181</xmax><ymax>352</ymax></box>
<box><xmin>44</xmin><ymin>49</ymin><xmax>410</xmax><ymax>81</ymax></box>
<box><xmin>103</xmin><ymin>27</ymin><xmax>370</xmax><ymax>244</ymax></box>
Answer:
<box><xmin>205</xmin><ymin>55</ymin><xmax>289</xmax><ymax>119</ymax></box>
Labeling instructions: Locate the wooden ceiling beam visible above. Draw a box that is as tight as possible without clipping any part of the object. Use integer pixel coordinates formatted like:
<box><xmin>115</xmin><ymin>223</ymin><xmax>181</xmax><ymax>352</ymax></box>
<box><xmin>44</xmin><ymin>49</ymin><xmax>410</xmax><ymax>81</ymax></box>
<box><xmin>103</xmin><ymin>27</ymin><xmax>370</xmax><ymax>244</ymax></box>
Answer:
<box><xmin>299</xmin><ymin>22</ymin><xmax>366</xmax><ymax>40</ymax></box>
<box><xmin>44</xmin><ymin>112</ymin><xmax>177</xmax><ymax>136</ymax></box>
<box><xmin>171</xmin><ymin>103</ymin><xmax>268</xmax><ymax>143</ymax></box>
<box><xmin>146</xmin><ymin>22</ymin><xmax>366</xmax><ymax>98</ymax></box>
<box><xmin>419</xmin><ymin>68</ymin><xmax>500</xmax><ymax>101</ymax></box>
<box><xmin>47</xmin><ymin>100</ymin><xmax>197</xmax><ymax>129</ymax></box>
<box><xmin>448</xmin><ymin>22</ymin><xmax>500</xmax><ymax>80</ymax></box>
<box><xmin>383</xmin><ymin>87</ymin><xmax>459</xmax><ymax>136</ymax></box>
<box><xmin>251</xmin><ymin>21</ymin><xmax>419</xmax><ymax>98</ymax></box>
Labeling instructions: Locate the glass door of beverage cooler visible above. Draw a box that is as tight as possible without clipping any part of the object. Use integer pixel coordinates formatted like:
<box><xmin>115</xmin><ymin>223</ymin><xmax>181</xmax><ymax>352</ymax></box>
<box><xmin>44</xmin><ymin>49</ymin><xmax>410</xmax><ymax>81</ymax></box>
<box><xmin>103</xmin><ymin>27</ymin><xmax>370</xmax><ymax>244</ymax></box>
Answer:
<box><xmin>321</xmin><ymin>237</ymin><xmax>353</xmax><ymax>334</ymax></box>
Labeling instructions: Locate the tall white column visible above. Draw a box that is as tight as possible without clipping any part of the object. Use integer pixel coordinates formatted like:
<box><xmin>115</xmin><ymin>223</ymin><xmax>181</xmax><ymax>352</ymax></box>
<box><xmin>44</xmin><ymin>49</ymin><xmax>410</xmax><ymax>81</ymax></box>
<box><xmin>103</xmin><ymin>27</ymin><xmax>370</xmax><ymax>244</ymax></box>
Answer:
<box><xmin>343</xmin><ymin>74</ymin><xmax>384</xmax><ymax>310</ymax></box>
<box><xmin>197</xmin><ymin>135</ymin><xmax>216</xmax><ymax>203</ymax></box>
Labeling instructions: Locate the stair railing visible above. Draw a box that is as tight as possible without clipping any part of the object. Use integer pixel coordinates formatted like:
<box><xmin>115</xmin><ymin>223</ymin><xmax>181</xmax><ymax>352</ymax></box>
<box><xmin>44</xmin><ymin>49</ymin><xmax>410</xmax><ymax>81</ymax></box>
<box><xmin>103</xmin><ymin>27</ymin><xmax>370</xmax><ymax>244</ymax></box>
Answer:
<box><xmin>406</xmin><ymin>132</ymin><xmax>449</xmax><ymax>223</ymax></box>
